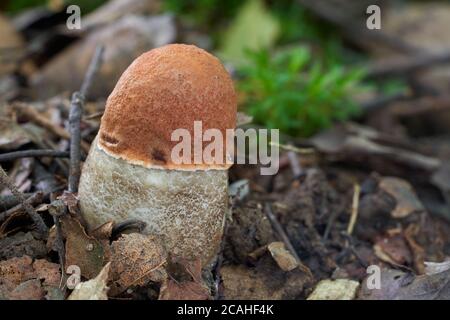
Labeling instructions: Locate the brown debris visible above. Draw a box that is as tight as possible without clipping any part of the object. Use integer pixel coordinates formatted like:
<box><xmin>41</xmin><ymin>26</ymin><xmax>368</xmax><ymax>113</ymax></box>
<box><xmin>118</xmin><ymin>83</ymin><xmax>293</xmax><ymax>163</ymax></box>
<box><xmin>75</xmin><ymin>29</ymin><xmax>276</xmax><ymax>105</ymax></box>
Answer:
<box><xmin>378</xmin><ymin>177</ymin><xmax>424</xmax><ymax>218</ymax></box>
<box><xmin>109</xmin><ymin>233</ymin><xmax>167</xmax><ymax>295</ymax></box>
<box><xmin>62</xmin><ymin>216</ymin><xmax>105</xmax><ymax>279</ymax></box>
<box><xmin>267</xmin><ymin>242</ymin><xmax>299</xmax><ymax>272</ymax></box>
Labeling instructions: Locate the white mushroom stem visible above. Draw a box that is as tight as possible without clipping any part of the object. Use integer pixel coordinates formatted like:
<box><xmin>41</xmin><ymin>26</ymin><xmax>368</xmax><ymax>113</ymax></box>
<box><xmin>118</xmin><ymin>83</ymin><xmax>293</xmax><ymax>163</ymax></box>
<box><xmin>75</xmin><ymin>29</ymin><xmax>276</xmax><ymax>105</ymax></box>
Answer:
<box><xmin>79</xmin><ymin>136</ymin><xmax>228</xmax><ymax>265</ymax></box>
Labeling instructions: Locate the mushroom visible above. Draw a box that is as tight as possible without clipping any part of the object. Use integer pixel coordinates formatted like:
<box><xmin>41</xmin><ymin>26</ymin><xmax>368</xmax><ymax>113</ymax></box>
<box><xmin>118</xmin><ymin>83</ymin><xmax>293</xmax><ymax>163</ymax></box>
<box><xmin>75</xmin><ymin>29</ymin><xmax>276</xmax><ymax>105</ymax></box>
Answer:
<box><xmin>78</xmin><ymin>44</ymin><xmax>236</xmax><ymax>265</ymax></box>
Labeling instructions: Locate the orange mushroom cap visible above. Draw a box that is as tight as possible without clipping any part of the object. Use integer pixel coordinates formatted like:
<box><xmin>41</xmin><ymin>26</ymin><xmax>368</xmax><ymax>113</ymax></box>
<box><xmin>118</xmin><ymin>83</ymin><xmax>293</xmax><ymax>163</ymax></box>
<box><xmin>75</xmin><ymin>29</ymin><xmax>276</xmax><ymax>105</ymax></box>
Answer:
<box><xmin>97</xmin><ymin>44</ymin><xmax>237</xmax><ymax>170</ymax></box>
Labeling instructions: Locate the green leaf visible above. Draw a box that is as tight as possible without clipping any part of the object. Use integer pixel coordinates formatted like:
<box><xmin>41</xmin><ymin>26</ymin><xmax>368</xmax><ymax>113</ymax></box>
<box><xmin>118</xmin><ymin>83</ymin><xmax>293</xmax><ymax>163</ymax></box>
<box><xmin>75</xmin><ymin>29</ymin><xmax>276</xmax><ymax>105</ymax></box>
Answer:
<box><xmin>219</xmin><ymin>0</ymin><xmax>280</xmax><ymax>65</ymax></box>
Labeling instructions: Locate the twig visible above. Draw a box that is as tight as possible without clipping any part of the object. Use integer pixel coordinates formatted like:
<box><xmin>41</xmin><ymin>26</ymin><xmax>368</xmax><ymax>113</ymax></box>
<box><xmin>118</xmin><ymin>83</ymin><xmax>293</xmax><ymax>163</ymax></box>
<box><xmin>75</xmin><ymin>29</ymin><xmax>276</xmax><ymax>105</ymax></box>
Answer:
<box><xmin>264</xmin><ymin>203</ymin><xmax>313</xmax><ymax>277</ymax></box>
<box><xmin>80</xmin><ymin>46</ymin><xmax>104</xmax><ymax>98</ymax></box>
<box><xmin>14</xmin><ymin>102</ymin><xmax>90</xmax><ymax>153</ymax></box>
<box><xmin>0</xmin><ymin>149</ymin><xmax>69</xmax><ymax>162</ymax></box>
<box><xmin>269</xmin><ymin>141</ymin><xmax>315</xmax><ymax>154</ymax></box>
<box><xmin>0</xmin><ymin>165</ymin><xmax>48</xmax><ymax>236</ymax></box>
<box><xmin>346</xmin><ymin>184</ymin><xmax>360</xmax><ymax>235</ymax></box>
<box><xmin>83</xmin><ymin>111</ymin><xmax>104</xmax><ymax>120</ymax></box>
<box><xmin>367</xmin><ymin>51</ymin><xmax>450</xmax><ymax>78</ymax></box>
<box><xmin>391</xmin><ymin>95</ymin><xmax>450</xmax><ymax>117</ymax></box>
<box><xmin>361</xmin><ymin>92</ymin><xmax>409</xmax><ymax>112</ymax></box>
<box><xmin>68</xmin><ymin>45</ymin><xmax>104</xmax><ymax>194</ymax></box>
<box><xmin>287</xmin><ymin>151</ymin><xmax>303</xmax><ymax>178</ymax></box>
<box><xmin>48</xmin><ymin>198</ymin><xmax>67</xmax><ymax>292</ymax></box>
<box><xmin>264</xmin><ymin>203</ymin><xmax>300</xmax><ymax>261</ymax></box>
<box><xmin>0</xmin><ymin>191</ymin><xmax>44</xmax><ymax>223</ymax></box>
<box><xmin>0</xmin><ymin>193</ymin><xmax>34</xmax><ymax>210</ymax></box>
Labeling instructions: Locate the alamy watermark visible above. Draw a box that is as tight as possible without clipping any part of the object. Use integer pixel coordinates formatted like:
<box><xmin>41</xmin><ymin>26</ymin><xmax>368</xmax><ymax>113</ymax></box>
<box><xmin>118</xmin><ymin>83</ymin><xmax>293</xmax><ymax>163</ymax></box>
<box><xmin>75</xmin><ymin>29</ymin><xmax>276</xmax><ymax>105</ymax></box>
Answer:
<box><xmin>171</xmin><ymin>121</ymin><xmax>279</xmax><ymax>175</ymax></box>
<box><xmin>66</xmin><ymin>5</ymin><xmax>81</xmax><ymax>30</ymax></box>
<box><xmin>366</xmin><ymin>5</ymin><xmax>381</xmax><ymax>30</ymax></box>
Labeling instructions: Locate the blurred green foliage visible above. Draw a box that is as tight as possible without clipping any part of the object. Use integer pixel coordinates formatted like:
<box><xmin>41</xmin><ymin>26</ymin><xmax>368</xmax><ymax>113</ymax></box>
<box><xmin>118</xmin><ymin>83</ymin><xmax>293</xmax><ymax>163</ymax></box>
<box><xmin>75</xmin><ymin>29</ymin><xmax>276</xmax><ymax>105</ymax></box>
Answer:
<box><xmin>163</xmin><ymin>0</ymin><xmax>242</xmax><ymax>27</ymax></box>
<box><xmin>219</xmin><ymin>0</ymin><xmax>280</xmax><ymax>64</ymax></box>
<box><xmin>7</xmin><ymin>0</ymin><xmax>107</xmax><ymax>15</ymax></box>
<box><xmin>239</xmin><ymin>47</ymin><xmax>366</xmax><ymax>137</ymax></box>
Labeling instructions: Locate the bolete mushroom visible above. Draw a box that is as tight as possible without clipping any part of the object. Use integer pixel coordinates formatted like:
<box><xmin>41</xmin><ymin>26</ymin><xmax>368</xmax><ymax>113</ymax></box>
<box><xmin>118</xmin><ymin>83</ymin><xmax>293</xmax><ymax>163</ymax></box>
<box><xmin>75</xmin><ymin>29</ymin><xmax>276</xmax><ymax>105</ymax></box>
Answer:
<box><xmin>78</xmin><ymin>44</ymin><xmax>236</xmax><ymax>265</ymax></box>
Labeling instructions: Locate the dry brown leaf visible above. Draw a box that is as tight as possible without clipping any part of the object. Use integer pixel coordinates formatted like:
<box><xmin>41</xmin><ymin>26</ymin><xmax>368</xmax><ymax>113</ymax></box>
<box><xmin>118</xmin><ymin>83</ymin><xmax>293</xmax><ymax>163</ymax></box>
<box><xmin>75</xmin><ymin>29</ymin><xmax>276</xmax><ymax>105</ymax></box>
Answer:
<box><xmin>110</xmin><ymin>233</ymin><xmax>167</xmax><ymax>295</ymax></box>
<box><xmin>8</xmin><ymin>279</ymin><xmax>44</xmax><ymax>300</ymax></box>
<box><xmin>359</xmin><ymin>268</ymin><xmax>450</xmax><ymax>300</ymax></box>
<box><xmin>307</xmin><ymin>279</ymin><xmax>360</xmax><ymax>300</ymax></box>
<box><xmin>0</xmin><ymin>255</ymin><xmax>34</xmax><ymax>286</ymax></box>
<box><xmin>0</xmin><ymin>232</ymin><xmax>46</xmax><ymax>260</ymax></box>
<box><xmin>0</xmin><ymin>120</ymin><xmax>31</xmax><ymax>151</ymax></box>
<box><xmin>267</xmin><ymin>241</ymin><xmax>298</xmax><ymax>272</ymax></box>
<box><xmin>159</xmin><ymin>279</ymin><xmax>210</xmax><ymax>300</ymax></box>
<box><xmin>159</xmin><ymin>257</ymin><xmax>210</xmax><ymax>300</ymax></box>
<box><xmin>379</xmin><ymin>177</ymin><xmax>424</xmax><ymax>218</ymax></box>
<box><xmin>68</xmin><ymin>262</ymin><xmax>110</xmax><ymax>300</ymax></box>
<box><xmin>425</xmin><ymin>260</ymin><xmax>450</xmax><ymax>275</ymax></box>
<box><xmin>404</xmin><ymin>224</ymin><xmax>426</xmax><ymax>274</ymax></box>
<box><xmin>0</xmin><ymin>255</ymin><xmax>61</xmax><ymax>300</ymax></box>
<box><xmin>33</xmin><ymin>259</ymin><xmax>61</xmax><ymax>287</ymax></box>
<box><xmin>373</xmin><ymin>232</ymin><xmax>412</xmax><ymax>266</ymax></box>
<box><xmin>90</xmin><ymin>221</ymin><xmax>114</xmax><ymax>239</ymax></box>
<box><xmin>62</xmin><ymin>216</ymin><xmax>105</xmax><ymax>279</ymax></box>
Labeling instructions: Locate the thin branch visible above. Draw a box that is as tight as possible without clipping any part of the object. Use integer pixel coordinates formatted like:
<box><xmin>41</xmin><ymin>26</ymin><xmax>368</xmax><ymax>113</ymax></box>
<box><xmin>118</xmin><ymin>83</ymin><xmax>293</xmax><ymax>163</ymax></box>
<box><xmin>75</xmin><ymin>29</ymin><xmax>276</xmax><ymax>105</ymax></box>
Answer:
<box><xmin>367</xmin><ymin>51</ymin><xmax>450</xmax><ymax>78</ymax></box>
<box><xmin>287</xmin><ymin>150</ymin><xmax>303</xmax><ymax>178</ymax></box>
<box><xmin>0</xmin><ymin>149</ymin><xmax>69</xmax><ymax>162</ymax></box>
<box><xmin>0</xmin><ymin>193</ymin><xmax>34</xmax><ymax>210</ymax></box>
<box><xmin>0</xmin><ymin>191</ymin><xmax>44</xmax><ymax>223</ymax></box>
<box><xmin>48</xmin><ymin>198</ymin><xmax>67</xmax><ymax>293</ymax></box>
<box><xmin>0</xmin><ymin>165</ymin><xmax>48</xmax><ymax>236</ymax></box>
<box><xmin>68</xmin><ymin>45</ymin><xmax>104</xmax><ymax>193</ymax></box>
<box><xmin>80</xmin><ymin>46</ymin><xmax>105</xmax><ymax>98</ymax></box>
<box><xmin>14</xmin><ymin>102</ymin><xmax>90</xmax><ymax>153</ymax></box>
<box><xmin>346</xmin><ymin>184</ymin><xmax>361</xmax><ymax>235</ymax></box>
<box><xmin>264</xmin><ymin>203</ymin><xmax>313</xmax><ymax>278</ymax></box>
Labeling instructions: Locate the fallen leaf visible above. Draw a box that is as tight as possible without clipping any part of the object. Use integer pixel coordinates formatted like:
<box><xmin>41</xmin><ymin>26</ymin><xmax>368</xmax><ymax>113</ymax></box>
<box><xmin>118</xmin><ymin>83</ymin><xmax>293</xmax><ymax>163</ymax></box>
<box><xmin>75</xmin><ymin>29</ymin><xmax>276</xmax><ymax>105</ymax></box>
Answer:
<box><xmin>8</xmin><ymin>279</ymin><xmax>44</xmax><ymax>300</ymax></box>
<box><xmin>0</xmin><ymin>255</ymin><xmax>34</xmax><ymax>286</ymax></box>
<box><xmin>159</xmin><ymin>279</ymin><xmax>210</xmax><ymax>300</ymax></box>
<box><xmin>379</xmin><ymin>177</ymin><xmax>424</xmax><ymax>218</ymax></box>
<box><xmin>307</xmin><ymin>279</ymin><xmax>360</xmax><ymax>300</ymax></box>
<box><xmin>373</xmin><ymin>232</ymin><xmax>412</xmax><ymax>266</ymax></box>
<box><xmin>0</xmin><ymin>255</ymin><xmax>61</xmax><ymax>300</ymax></box>
<box><xmin>68</xmin><ymin>262</ymin><xmax>111</xmax><ymax>300</ymax></box>
<box><xmin>359</xmin><ymin>268</ymin><xmax>450</xmax><ymax>300</ymax></box>
<box><xmin>404</xmin><ymin>224</ymin><xmax>426</xmax><ymax>274</ymax></box>
<box><xmin>0</xmin><ymin>232</ymin><xmax>46</xmax><ymax>260</ymax></box>
<box><xmin>267</xmin><ymin>242</ymin><xmax>298</xmax><ymax>272</ymax></box>
<box><xmin>0</xmin><ymin>120</ymin><xmax>31</xmax><ymax>151</ymax></box>
<box><xmin>110</xmin><ymin>233</ymin><xmax>167</xmax><ymax>295</ymax></box>
<box><xmin>424</xmin><ymin>260</ymin><xmax>450</xmax><ymax>275</ymax></box>
<box><xmin>33</xmin><ymin>259</ymin><xmax>61</xmax><ymax>287</ymax></box>
<box><xmin>62</xmin><ymin>216</ymin><xmax>105</xmax><ymax>279</ymax></box>
<box><xmin>160</xmin><ymin>258</ymin><xmax>210</xmax><ymax>300</ymax></box>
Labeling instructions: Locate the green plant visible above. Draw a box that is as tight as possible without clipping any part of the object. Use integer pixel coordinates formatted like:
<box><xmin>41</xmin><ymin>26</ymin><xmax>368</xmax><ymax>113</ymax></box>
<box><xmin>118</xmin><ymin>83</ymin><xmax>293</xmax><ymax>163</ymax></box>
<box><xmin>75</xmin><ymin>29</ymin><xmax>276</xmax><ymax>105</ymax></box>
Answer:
<box><xmin>239</xmin><ymin>47</ymin><xmax>366</xmax><ymax>137</ymax></box>
<box><xmin>163</xmin><ymin>0</ymin><xmax>242</xmax><ymax>28</ymax></box>
<box><xmin>7</xmin><ymin>0</ymin><xmax>107</xmax><ymax>15</ymax></box>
